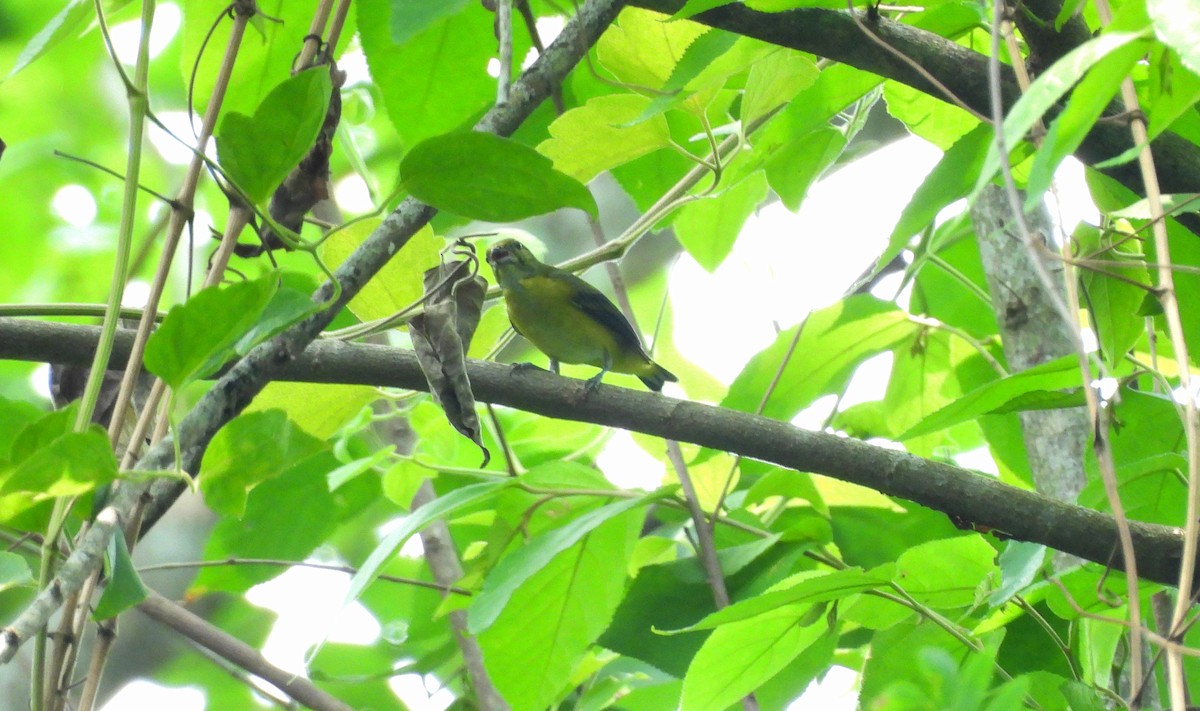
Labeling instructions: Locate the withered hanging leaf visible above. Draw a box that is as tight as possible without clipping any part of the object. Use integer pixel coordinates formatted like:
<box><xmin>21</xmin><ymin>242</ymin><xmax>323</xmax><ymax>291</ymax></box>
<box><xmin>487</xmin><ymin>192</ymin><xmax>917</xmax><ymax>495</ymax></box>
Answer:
<box><xmin>237</xmin><ymin>65</ymin><xmax>347</xmax><ymax>258</ymax></box>
<box><xmin>410</xmin><ymin>256</ymin><xmax>490</xmax><ymax>465</ymax></box>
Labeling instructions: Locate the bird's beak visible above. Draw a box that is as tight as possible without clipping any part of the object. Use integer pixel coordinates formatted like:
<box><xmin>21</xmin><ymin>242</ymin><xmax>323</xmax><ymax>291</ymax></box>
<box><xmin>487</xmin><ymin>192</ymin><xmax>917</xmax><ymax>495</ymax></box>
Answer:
<box><xmin>487</xmin><ymin>245</ymin><xmax>513</xmax><ymax>266</ymax></box>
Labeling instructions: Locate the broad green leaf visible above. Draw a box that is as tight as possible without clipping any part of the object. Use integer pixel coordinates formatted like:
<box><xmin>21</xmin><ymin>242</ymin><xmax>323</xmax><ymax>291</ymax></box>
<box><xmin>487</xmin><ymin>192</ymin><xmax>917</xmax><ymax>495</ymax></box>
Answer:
<box><xmin>722</xmin><ymin>296</ymin><xmax>917</xmax><ymax>421</ymax></box>
<box><xmin>0</xmin><ymin>398</ymin><xmax>45</xmax><ymax>460</ymax></box>
<box><xmin>198</xmin><ymin>409</ymin><xmax>324</xmax><ymax>518</ymax></box>
<box><xmin>400</xmin><ymin>132</ymin><xmax>598</xmax><ymax>220</ymax></box>
<box><xmin>247</xmin><ymin>382</ymin><xmax>378</xmax><ymax>440</ymax></box>
<box><xmin>216</xmin><ymin>67</ymin><xmax>333</xmax><ymax>204</ymax></box>
<box><xmin>674</xmin><ymin>172</ymin><xmax>767</xmax><ymax>271</ymax></box>
<box><xmin>0</xmin><ymin>552</ymin><xmax>32</xmax><ymax>593</ymax></box>
<box><xmin>741</xmin><ymin>50</ymin><xmax>818</xmax><ymax>127</ymax></box>
<box><xmin>195</xmin><ymin>452</ymin><xmax>341</xmax><ymax>593</ymax></box>
<box><xmin>597</xmin><ymin>8</ymin><xmax>708</xmax><ymax>89</ymax></box>
<box><xmin>182</xmin><ymin>0</ymin><xmax>322</xmax><ymax>120</ymax></box>
<box><xmin>681</xmin><ymin>593</ymin><xmax>829</xmax><ymax>711</ymax></box>
<box><xmin>538</xmin><ymin>95</ymin><xmax>671</xmax><ymax>183</ymax></box>
<box><xmin>883</xmin><ymin>80</ymin><xmax>980</xmax><ymax>150</ymax></box>
<box><xmin>390</xmin><ymin>0</ymin><xmax>472</xmax><ymax>45</ymax></box>
<box><xmin>469</xmin><ymin>493</ymin><xmax>657</xmax><ymax>633</ymax></box>
<box><xmin>989</xmin><ymin>541</ymin><xmax>1046</xmax><ymax>606</ymax></box>
<box><xmin>677</xmin><ymin>567</ymin><xmax>892</xmax><ymax>631</ymax></box>
<box><xmin>1075</xmin><ymin>223</ymin><xmax>1152</xmax><ymax>369</ymax></box>
<box><xmin>1148</xmin><ymin>48</ymin><xmax>1200</xmax><ymax>139</ymax></box>
<box><xmin>860</xmin><ymin>620</ymin><xmax>964</xmax><ymax>707</ymax></box>
<box><xmin>234</xmin><ymin>286</ymin><xmax>324</xmax><ymax>356</ymax></box>
<box><xmin>895</xmin><ymin>535</ymin><xmax>996</xmax><ymax>609</ymax></box>
<box><xmin>974</xmin><ymin>31</ymin><xmax>1149</xmax><ymax>197</ymax></box>
<box><xmin>343</xmin><ymin>480</ymin><xmax>510</xmax><ymax>609</ymax></box>
<box><xmin>766</xmin><ymin>126</ymin><xmax>847</xmax><ymax>212</ymax></box>
<box><xmin>899</xmin><ymin>356</ymin><xmax>1082</xmax><ymax>439</ymax></box>
<box><xmin>1024</xmin><ymin>40</ymin><xmax>1146</xmax><ymax>209</ymax></box>
<box><xmin>629</xmin><ymin>28</ymin><xmax>742</xmax><ymax>122</ymax></box>
<box><xmin>357</xmin><ymin>0</ymin><xmax>500</xmax><ymax>145</ymax></box>
<box><xmin>318</xmin><ymin>221</ymin><xmax>442</xmax><ymax>322</ymax></box>
<box><xmin>94</xmin><ymin>532</ymin><xmax>148</xmax><ymax>620</ymax></box>
<box><xmin>0</xmin><ymin>425</ymin><xmax>117</xmax><ymax>498</ymax></box>
<box><xmin>479</xmin><ymin>509</ymin><xmax>639</xmax><ymax>711</ymax></box>
<box><xmin>882</xmin><ymin>124</ymin><xmax>992</xmax><ymax>276</ymax></box>
<box><xmin>144</xmin><ymin>275</ymin><xmax>277</xmax><ymax>389</ymax></box>
<box><xmin>600</xmin><ymin>542</ymin><xmax>802</xmax><ymax>676</ymax></box>
<box><xmin>1148</xmin><ymin>0</ymin><xmax>1200</xmax><ymax>76</ymax></box>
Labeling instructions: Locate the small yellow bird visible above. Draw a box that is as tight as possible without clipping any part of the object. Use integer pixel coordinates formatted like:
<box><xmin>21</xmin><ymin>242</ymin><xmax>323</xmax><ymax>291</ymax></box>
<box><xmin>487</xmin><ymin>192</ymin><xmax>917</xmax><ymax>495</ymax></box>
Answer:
<box><xmin>486</xmin><ymin>239</ymin><xmax>677</xmax><ymax>392</ymax></box>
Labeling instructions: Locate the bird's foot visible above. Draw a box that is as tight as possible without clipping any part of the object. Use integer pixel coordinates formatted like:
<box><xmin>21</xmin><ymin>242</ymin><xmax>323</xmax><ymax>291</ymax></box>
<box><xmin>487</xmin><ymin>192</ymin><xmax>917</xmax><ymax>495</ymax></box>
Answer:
<box><xmin>510</xmin><ymin>362</ymin><xmax>547</xmax><ymax>375</ymax></box>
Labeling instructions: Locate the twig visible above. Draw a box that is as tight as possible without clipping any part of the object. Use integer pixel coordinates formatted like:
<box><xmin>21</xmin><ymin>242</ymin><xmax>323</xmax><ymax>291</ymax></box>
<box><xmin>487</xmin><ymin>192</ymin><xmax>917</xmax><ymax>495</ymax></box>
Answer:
<box><xmin>137</xmin><ymin>558</ymin><xmax>471</xmax><ymax>596</ymax></box>
<box><xmin>137</xmin><ymin>590</ymin><xmax>352</xmax><ymax>711</ymax></box>
<box><xmin>411</xmin><ymin>482</ymin><xmax>510</xmax><ymax>711</ymax></box>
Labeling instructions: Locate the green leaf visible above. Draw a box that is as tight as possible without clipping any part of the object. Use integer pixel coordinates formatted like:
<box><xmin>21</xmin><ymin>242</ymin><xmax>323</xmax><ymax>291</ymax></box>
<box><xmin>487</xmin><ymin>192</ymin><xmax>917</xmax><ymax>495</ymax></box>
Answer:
<box><xmin>628</xmin><ymin>28</ymin><xmax>742</xmax><ymax>122</ymax></box>
<box><xmin>94</xmin><ymin>533</ymin><xmax>148</xmax><ymax>620</ymax></box>
<box><xmin>766</xmin><ymin>126</ymin><xmax>847</xmax><ymax>212</ymax></box>
<box><xmin>198</xmin><ymin>409</ymin><xmax>324</xmax><ymax>518</ymax></box>
<box><xmin>883</xmin><ymin>80</ymin><xmax>980</xmax><ymax>150</ymax></box>
<box><xmin>974</xmin><ymin>31</ymin><xmax>1149</xmax><ymax>197</ymax></box>
<box><xmin>400</xmin><ymin>132</ymin><xmax>598</xmax><ymax>221</ymax></box>
<box><xmin>247</xmin><ymin>382</ymin><xmax>378</xmax><ymax>440</ymax></box>
<box><xmin>674</xmin><ymin>172</ymin><xmax>768</xmax><ymax>271</ymax></box>
<box><xmin>469</xmin><ymin>493</ymin><xmax>657</xmax><ymax>633</ymax></box>
<box><xmin>195</xmin><ymin>452</ymin><xmax>341</xmax><ymax>593</ymax></box>
<box><xmin>722</xmin><ymin>296</ymin><xmax>917</xmax><ymax>421</ymax></box>
<box><xmin>0</xmin><ymin>398</ymin><xmax>46</xmax><ymax>460</ymax></box>
<box><xmin>899</xmin><ymin>356</ymin><xmax>1082</xmax><ymax>440</ymax></box>
<box><xmin>234</xmin><ymin>286</ymin><xmax>324</xmax><ymax>356</ymax></box>
<box><xmin>742</xmin><ymin>50</ymin><xmax>819</xmax><ymax>129</ymax></box>
<box><xmin>182</xmin><ymin>0</ymin><xmax>320</xmax><ymax>121</ymax></box>
<box><xmin>597</xmin><ymin>8</ymin><xmax>709</xmax><ymax>89</ymax></box>
<box><xmin>0</xmin><ymin>425</ymin><xmax>117</xmax><ymax>498</ymax></box>
<box><xmin>1108</xmin><ymin>192</ymin><xmax>1200</xmax><ymax>219</ymax></box>
<box><xmin>990</xmin><ymin>542</ymin><xmax>1046</xmax><ymax>606</ymax></box>
<box><xmin>216</xmin><ymin>67</ymin><xmax>333</xmax><ymax>204</ymax></box>
<box><xmin>343</xmin><ymin>480</ymin><xmax>510</xmax><ymax>610</ymax></box>
<box><xmin>479</xmin><ymin>509</ymin><xmax>639</xmax><ymax>711</ymax></box>
<box><xmin>538</xmin><ymin>95</ymin><xmax>672</xmax><ymax>183</ymax></box>
<box><xmin>681</xmin><ymin>592</ymin><xmax>830</xmax><ymax>711</ymax></box>
<box><xmin>0</xmin><ymin>552</ymin><xmax>33</xmax><ymax>593</ymax></box>
<box><xmin>677</xmin><ymin>567</ymin><xmax>892</xmax><ymax>631</ymax></box>
<box><xmin>895</xmin><ymin>535</ymin><xmax>996</xmax><ymax>609</ymax></box>
<box><xmin>882</xmin><ymin>124</ymin><xmax>992</xmax><ymax>276</ymax></box>
<box><xmin>144</xmin><ymin>275</ymin><xmax>278</xmax><ymax>389</ymax></box>
<box><xmin>1024</xmin><ymin>41</ymin><xmax>1146</xmax><ymax>209</ymax></box>
<box><xmin>319</xmin><ymin>221</ymin><xmax>443</xmax><ymax>322</ymax></box>
<box><xmin>1076</xmin><ymin>224</ymin><xmax>1152</xmax><ymax>369</ymax></box>
<box><xmin>357</xmin><ymin>0</ymin><xmax>500</xmax><ymax>146</ymax></box>
<box><xmin>390</xmin><ymin>0</ymin><xmax>472</xmax><ymax>45</ymax></box>
<box><xmin>5</xmin><ymin>0</ymin><xmax>89</xmax><ymax>80</ymax></box>
<box><xmin>1148</xmin><ymin>0</ymin><xmax>1200</xmax><ymax>76</ymax></box>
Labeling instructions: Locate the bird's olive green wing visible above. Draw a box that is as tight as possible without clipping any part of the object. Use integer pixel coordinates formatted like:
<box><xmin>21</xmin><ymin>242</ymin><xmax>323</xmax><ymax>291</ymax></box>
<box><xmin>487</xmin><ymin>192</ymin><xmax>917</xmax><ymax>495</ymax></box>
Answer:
<box><xmin>563</xmin><ymin>273</ymin><xmax>648</xmax><ymax>356</ymax></box>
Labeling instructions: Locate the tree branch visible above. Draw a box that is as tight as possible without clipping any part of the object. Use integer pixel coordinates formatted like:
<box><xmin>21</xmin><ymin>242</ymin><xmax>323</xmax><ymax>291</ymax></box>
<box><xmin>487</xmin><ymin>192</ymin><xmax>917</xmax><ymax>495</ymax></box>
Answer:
<box><xmin>137</xmin><ymin>590</ymin><xmax>352</xmax><ymax>711</ymax></box>
<box><xmin>0</xmin><ymin>317</ymin><xmax>1189</xmax><ymax>588</ymax></box>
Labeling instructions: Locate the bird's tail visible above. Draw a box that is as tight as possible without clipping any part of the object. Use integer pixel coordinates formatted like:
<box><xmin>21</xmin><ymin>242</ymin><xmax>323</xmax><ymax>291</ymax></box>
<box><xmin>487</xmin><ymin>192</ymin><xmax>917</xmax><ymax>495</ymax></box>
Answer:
<box><xmin>638</xmin><ymin>361</ymin><xmax>678</xmax><ymax>392</ymax></box>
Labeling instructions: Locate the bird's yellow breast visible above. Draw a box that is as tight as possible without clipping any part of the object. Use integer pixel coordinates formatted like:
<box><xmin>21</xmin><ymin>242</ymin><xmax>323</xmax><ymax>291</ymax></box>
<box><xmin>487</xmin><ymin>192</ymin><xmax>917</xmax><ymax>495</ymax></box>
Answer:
<box><xmin>504</xmin><ymin>275</ymin><xmax>621</xmax><ymax>368</ymax></box>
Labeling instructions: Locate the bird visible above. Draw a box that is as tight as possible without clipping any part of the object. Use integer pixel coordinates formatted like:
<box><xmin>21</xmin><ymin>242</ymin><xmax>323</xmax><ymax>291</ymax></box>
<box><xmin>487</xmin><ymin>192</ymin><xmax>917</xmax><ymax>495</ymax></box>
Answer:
<box><xmin>486</xmin><ymin>239</ymin><xmax>678</xmax><ymax>392</ymax></box>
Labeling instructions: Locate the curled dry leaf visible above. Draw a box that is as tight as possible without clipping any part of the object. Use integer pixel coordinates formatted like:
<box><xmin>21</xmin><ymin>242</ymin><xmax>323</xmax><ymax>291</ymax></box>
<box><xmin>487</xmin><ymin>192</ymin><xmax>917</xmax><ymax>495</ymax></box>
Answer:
<box><xmin>409</xmin><ymin>253</ymin><xmax>490</xmax><ymax>465</ymax></box>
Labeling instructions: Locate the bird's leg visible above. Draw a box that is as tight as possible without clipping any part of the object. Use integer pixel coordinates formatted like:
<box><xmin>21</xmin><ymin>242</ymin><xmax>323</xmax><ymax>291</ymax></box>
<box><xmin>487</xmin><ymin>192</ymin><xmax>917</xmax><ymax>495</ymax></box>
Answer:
<box><xmin>585</xmin><ymin>352</ymin><xmax>611</xmax><ymax>394</ymax></box>
<box><xmin>549</xmin><ymin>359</ymin><xmax>560</xmax><ymax>374</ymax></box>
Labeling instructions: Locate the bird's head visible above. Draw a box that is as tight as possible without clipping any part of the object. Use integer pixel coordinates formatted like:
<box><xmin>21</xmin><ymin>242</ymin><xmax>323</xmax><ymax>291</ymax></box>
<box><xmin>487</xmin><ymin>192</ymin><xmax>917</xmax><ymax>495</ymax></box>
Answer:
<box><xmin>487</xmin><ymin>239</ymin><xmax>541</xmax><ymax>284</ymax></box>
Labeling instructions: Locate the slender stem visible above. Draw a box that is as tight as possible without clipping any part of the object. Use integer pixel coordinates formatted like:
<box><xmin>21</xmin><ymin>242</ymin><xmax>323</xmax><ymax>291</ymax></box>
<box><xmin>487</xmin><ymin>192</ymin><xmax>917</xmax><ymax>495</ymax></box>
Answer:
<box><xmin>137</xmin><ymin>558</ymin><xmax>471</xmax><ymax>596</ymax></box>
<box><xmin>137</xmin><ymin>590</ymin><xmax>353</xmax><ymax>711</ymax></box>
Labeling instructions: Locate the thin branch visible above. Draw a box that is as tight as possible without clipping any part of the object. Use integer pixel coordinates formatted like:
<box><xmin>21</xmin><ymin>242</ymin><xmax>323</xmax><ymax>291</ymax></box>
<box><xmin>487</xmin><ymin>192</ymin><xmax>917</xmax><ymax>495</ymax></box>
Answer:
<box><xmin>138</xmin><ymin>558</ymin><xmax>472</xmax><ymax>596</ymax></box>
<box><xmin>137</xmin><ymin>590</ymin><xmax>352</xmax><ymax>711</ymax></box>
